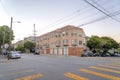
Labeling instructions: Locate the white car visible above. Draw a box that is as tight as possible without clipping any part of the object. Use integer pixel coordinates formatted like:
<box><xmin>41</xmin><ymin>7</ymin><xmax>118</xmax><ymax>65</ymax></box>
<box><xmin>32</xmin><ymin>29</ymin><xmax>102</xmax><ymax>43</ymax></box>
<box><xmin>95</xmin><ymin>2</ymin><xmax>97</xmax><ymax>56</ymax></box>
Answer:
<box><xmin>9</xmin><ymin>51</ymin><xmax>21</xmax><ymax>59</ymax></box>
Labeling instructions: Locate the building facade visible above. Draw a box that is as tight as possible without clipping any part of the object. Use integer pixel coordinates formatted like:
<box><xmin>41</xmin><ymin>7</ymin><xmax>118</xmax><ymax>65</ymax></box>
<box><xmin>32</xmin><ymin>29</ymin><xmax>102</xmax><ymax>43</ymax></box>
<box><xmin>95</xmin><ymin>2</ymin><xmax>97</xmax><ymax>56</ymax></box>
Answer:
<box><xmin>36</xmin><ymin>25</ymin><xmax>87</xmax><ymax>56</ymax></box>
<box><xmin>13</xmin><ymin>36</ymin><xmax>35</xmax><ymax>50</ymax></box>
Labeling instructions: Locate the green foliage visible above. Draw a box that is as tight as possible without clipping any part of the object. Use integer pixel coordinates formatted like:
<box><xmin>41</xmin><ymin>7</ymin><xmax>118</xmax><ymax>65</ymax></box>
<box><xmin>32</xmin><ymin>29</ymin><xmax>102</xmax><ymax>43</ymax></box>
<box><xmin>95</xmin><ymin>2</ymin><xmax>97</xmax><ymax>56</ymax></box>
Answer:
<box><xmin>87</xmin><ymin>36</ymin><xmax>102</xmax><ymax>50</ymax></box>
<box><xmin>101</xmin><ymin>37</ymin><xmax>119</xmax><ymax>49</ymax></box>
<box><xmin>0</xmin><ymin>25</ymin><xmax>14</xmax><ymax>45</ymax></box>
<box><xmin>87</xmin><ymin>36</ymin><xmax>119</xmax><ymax>52</ymax></box>
<box><xmin>117</xmin><ymin>48</ymin><xmax>120</xmax><ymax>53</ymax></box>
<box><xmin>24</xmin><ymin>41</ymin><xmax>35</xmax><ymax>51</ymax></box>
<box><xmin>15</xmin><ymin>45</ymin><xmax>25</xmax><ymax>52</ymax></box>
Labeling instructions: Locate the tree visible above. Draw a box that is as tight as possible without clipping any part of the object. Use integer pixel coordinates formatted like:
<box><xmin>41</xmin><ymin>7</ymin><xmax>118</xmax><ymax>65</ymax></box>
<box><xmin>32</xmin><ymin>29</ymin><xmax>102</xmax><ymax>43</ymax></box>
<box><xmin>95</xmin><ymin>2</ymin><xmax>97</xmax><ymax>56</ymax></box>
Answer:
<box><xmin>15</xmin><ymin>45</ymin><xmax>25</xmax><ymax>52</ymax></box>
<box><xmin>0</xmin><ymin>25</ymin><xmax>14</xmax><ymax>45</ymax></box>
<box><xmin>101</xmin><ymin>37</ymin><xmax>119</xmax><ymax>49</ymax></box>
<box><xmin>0</xmin><ymin>25</ymin><xmax>14</xmax><ymax>54</ymax></box>
<box><xmin>87</xmin><ymin>36</ymin><xmax>119</xmax><ymax>55</ymax></box>
<box><xmin>24</xmin><ymin>41</ymin><xmax>35</xmax><ymax>52</ymax></box>
<box><xmin>87</xmin><ymin>36</ymin><xmax>102</xmax><ymax>51</ymax></box>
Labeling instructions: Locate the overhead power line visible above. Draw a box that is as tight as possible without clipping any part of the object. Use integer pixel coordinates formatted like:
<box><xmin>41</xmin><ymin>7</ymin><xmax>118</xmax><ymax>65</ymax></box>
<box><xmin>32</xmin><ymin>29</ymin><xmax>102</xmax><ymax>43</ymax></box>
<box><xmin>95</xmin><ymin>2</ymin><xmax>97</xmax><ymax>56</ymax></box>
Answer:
<box><xmin>0</xmin><ymin>0</ymin><xmax>11</xmax><ymax>17</ymax></box>
<box><xmin>78</xmin><ymin>9</ymin><xmax>120</xmax><ymax>27</ymax></box>
<box><xmin>84</xmin><ymin>0</ymin><xmax>120</xmax><ymax>22</ymax></box>
<box><xmin>90</xmin><ymin>0</ymin><xmax>120</xmax><ymax>22</ymax></box>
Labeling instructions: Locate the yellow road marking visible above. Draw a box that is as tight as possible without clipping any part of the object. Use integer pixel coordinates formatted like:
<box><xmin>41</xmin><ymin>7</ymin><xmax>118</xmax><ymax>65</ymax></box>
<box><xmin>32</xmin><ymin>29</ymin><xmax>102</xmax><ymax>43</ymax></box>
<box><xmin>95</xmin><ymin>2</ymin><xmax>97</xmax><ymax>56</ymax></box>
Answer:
<box><xmin>15</xmin><ymin>73</ymin><xmax>43</xmax><ymax>80</ymax></box>
<box><xmin>89</xmin><ymin>66</ymin><xmax>120</xmax><ymax>74</ymax></box>
<box><xmin>99</xmin><ymin>64</ymin><xmax>120</xmax><ymax>69</ymax></box>
<box><xmin>80</xmin><ymin>69</ymin><xmax>120</xmax><ymax>80</ymax></box>
<box><xmin>1</xmin><ymin>70</ymin><xmax>34</xmax><ymax>76</ymax></box>
<box><xmin>64</xmin><ymin>72</ymin><xmax>88</xmax><ymax>80</ymax></box>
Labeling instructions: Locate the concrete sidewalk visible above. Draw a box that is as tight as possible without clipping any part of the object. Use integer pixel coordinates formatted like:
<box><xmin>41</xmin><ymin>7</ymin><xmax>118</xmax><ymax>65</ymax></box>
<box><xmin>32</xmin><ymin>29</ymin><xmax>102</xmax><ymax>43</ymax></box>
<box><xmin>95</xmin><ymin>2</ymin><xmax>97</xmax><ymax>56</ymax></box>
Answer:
<box><xmin>0</xmin><ymin>55</ymin><xmax>8</xmax><ymax>63</ymax></box>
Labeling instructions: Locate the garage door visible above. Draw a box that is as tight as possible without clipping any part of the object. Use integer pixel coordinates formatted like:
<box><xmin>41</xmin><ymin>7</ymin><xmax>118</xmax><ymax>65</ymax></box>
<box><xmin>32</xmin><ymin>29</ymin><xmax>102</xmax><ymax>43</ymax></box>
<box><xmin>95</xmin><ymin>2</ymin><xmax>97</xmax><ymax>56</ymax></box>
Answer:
<box><xmin>44</xmin><ymin>49</ymin><xmax>46</xmax><ymax>54</ymax></box>
<box><xmin>50</xmin><ymin>48</ymin><xmax>53</xmax><ymax>55</ymax></box>
<box><xmin>64</xmin><ymin>47</ymin><xmax>68</xmax><ymax>56</ymax></box>
<box><xmin>58</xmin><ymin>48</ymin><xmax>62</xmax><ymax>55</ymax></box>
<box><xmin>54</xmin><ymin>48</ymin><xmax>57</xmax><ymax>55</ymax></box>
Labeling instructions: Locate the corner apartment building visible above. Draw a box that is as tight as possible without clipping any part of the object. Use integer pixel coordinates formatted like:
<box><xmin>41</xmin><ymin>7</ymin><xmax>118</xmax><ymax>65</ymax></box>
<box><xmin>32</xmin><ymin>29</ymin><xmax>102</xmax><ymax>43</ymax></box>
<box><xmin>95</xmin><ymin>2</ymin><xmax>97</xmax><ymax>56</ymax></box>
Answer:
<box><xmin>36</xmin><ymin>25</ymin><xmax>86</xmax><ymax>56</ymax></box>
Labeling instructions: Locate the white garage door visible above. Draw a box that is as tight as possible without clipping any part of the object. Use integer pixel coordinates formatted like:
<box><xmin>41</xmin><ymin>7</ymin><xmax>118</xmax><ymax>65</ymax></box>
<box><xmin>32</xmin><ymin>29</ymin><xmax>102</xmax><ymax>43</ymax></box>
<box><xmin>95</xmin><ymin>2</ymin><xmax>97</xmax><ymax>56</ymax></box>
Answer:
<box><xmin>44</xmin><ymin>50</ymin><xmax>46</xmax><ymax>54</ymax></box>
<box><xmin>64</xmin><ymin>47</ymin><xmax>68</xmax><ymax>56</ymax></box>
<box><xmin>54</xmin><ymin>48</ymin><xmax>57</xmax><ymax>55</ymax></box>
<box><xmin>58</xmin><ymin>48</ymin><xmax>62</xmax><ymax>55</ymax></box>
<box><xmin>50</xmin><ymin>48</ymin><xmax>53</xmax><ymax>55</ymax></box>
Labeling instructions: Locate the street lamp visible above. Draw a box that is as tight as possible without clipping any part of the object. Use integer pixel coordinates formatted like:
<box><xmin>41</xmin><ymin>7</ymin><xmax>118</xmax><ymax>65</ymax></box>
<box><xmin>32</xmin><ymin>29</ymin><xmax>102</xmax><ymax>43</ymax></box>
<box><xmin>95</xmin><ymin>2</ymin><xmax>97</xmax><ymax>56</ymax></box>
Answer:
<box><xmin>8</xmin><ymin>17</ymin><xmax>21</xmax><ymax>60</ymax></box>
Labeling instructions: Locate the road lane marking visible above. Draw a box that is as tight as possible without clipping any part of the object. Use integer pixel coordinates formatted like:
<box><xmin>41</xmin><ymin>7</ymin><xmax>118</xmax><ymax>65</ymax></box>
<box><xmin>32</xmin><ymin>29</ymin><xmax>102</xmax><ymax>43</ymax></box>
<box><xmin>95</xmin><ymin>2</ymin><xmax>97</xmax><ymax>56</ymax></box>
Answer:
<box><xmin>80</xmin><ymin>69</ymin><xmax>120</xmax><ymax>80</ymax></box>
<box><xmin>64</xmin><ymin>72</ymin><xmax>88</xmax><ymax>80</ymax></box>
<box><xmin>89</xmin><ymin>66</ymin><xmax>120</xmax><ymax>74</ymax></box>
<box><xmin>98</xmin><ymin>64</ymin><xmax>120</xmax><ymax>70</ymax></box>
<box><xmin>0</xmin><ymin>70</ymin><xmax>34</xmax><ymax>76</ymax></box>
<box><xmin>15</xmin><ymin>73</ymin><xmax>43</xmax><ymax>80</ymax></box>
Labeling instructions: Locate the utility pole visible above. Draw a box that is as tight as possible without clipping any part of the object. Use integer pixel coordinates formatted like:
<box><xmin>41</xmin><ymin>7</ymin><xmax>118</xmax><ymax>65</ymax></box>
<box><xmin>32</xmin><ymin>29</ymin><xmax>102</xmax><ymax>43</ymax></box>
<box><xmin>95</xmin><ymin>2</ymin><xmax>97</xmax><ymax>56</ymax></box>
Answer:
<box><xmin>9</xmin><ymin>17</ymin><xmax>13</xmax><ymax>46</ymax></box>
<box><xmin>8</xmin><ymin>17</ymin><xmax>13</xmax><ymax>60</ymax></box>
<box><xmin>33</xmin><ymin>24</ymin><xmax>37</xmax><ymax>51</ymax></box>
<box><xmin>2</xmin><ymin>32</ymin><xmax>5</xmax><ymax>47</ymax></box>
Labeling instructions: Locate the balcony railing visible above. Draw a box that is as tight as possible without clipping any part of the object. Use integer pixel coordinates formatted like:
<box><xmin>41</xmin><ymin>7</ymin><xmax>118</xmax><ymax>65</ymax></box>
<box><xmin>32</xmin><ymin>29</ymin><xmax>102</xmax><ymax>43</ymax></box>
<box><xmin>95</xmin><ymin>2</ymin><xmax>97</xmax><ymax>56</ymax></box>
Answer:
<box><xmin>56</xmin><ymin>42</ymin><xmax>60</xmax><ymax>47</ymax></box>
<box><xmin>72</xmin><ymin>42</ymin><xmax>77</xmax><ymax>46</ymax></box>
<box><xmin>63</xmin><ymin>42</ymin><xmax>68</xmax><ymax>46</ymax></box>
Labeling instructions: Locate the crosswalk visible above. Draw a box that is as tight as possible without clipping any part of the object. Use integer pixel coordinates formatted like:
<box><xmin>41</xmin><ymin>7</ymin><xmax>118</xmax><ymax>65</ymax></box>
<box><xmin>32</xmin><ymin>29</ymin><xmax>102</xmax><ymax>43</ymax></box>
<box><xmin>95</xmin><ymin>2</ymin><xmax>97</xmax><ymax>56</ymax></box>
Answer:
<box><xmin>15</xmin><ymin>74</ymin><xmax>43</xmax><ymax>80</ymax></box>
<box><xmin>64</xmin><ymin>72</ymin><xmax>88</xmax><ymax>80</ymax></box>
<box><xmin>64</xmin><ymin>63</ymin><xmax>120</xmax><ymax>80</ymax></box>
<box><xmin>0</xmin><ymin>58</ymin><xmax>120</xmax><ymax>80</ymax></box>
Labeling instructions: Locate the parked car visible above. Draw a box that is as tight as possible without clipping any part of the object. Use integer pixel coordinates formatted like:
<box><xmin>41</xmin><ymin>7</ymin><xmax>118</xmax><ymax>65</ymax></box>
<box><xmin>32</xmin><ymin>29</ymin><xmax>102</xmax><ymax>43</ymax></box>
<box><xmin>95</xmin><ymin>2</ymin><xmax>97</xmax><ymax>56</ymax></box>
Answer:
<box><xmin>9</xmin><ymin>51</ymin><xmax>21</xmax><ymax>59</ymax></box>
<box><xmin>34</xmin><ymin>49</ymin><xmax>40</xmax><ymax>55</ymax></box>
<box><xmin>101</xmin><ymin>53</ymin><xmax>111</xmax><ymax>57</ymax></box>
<box><xmin>81</xmin><ymin>50</ymin><xmax>93</xmax><ymax>57</ymax></box>
<box><xmin>112</xmin><ymin>53</ymin><xmax>120</xmax><ymax>57</ymax></box>
<box><xmin>93</xmin><ymin>53</ymin><xmax>100</xmax><ymax>57</ymax></box>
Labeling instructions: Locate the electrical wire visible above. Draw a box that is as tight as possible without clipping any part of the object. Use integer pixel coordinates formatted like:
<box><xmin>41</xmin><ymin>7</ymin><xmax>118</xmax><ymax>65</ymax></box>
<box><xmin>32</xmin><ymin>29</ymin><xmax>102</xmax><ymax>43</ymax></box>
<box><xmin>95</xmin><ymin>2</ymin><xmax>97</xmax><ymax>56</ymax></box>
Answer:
<box><xmin>78</xmin><ymin>9</ymin><xmax>120</xmax><ymax>27</ymax></box>
<box><xmin>0</xmin><ymin>0</ymin><xmax>11</xmax><ymax>17</ymax></box>
<box><xmin>39</xmin><ymin>0</ymin><xmax>116</xmax><ymax>33</ymax></box>
<box><xmin>90</xmin><ymin>0</ymin><xmax>120</xmax><ymax>22</ymax></box>
<box><xmin>84</xmin><ymin>0</ymin><xmax>120</xmax><ymax>22</ymax></box>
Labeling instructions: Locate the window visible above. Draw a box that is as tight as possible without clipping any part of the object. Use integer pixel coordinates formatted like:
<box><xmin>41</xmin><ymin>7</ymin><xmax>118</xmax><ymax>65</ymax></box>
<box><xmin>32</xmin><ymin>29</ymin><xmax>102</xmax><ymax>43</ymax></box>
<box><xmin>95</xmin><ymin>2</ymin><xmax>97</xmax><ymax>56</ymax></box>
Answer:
<box><xmin>62</xmin><ymin>31</ymin><xmax>68</xmax><ymax>36</ymax></box>
<box><xmin>79</xmin><ymin>41</ymin><xmax>82</xmax><ymax>45</ymax></box>
<box><xmin>79</xmin><ymin>34</ymin><xmax>82</xmax><ymax>37</ymax></box>
<box><xmin>74</xmin><ymin>32</ymin><xmax>77</xmax><ymax>36</ymax></box>
<box><xmin>71</xmin><ymin>33</ymin><xmax>73</xmax><ymax>36</ymax></box>
<box><xmin>55</xmin><ymin>33</ymin><xmax>60</xmax><ymax>38</ymax></box>
<box><xmin>72</xmin><ymin>39</ymin><xmax>77</xmax><ymax>46</ymax></box>
<box><xmin>66</xmin><ymin>32</ymin><xmax>68</xmax><ymax>35</ymax></box>
<box><xmin>63</xmin><ymin>39</ymin><xmax>68</xmax><ymax>45</ymax></box>
<box><xmin>71</xmin><ymin>32</ymin><xmax>77</xmax><ymax>36</ymax></box>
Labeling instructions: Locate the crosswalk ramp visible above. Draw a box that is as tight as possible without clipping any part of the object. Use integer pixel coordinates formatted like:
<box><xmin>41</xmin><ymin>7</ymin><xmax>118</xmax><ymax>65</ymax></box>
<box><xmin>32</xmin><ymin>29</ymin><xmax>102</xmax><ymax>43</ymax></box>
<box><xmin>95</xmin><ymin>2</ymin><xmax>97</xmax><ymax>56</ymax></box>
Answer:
<box><xmin>64</xmin><ymin>64</ymin><xmax>120</xmax><ymax>80</ymax></box>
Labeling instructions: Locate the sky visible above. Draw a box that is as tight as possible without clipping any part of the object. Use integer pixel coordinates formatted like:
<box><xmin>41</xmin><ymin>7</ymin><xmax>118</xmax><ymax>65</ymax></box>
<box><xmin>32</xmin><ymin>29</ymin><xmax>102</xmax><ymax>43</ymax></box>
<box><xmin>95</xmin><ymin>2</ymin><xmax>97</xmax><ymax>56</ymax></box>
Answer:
<box><xmin>0</xmin><ymin>0</ymin><xmax>120</xmax><ymax>43</ymax></box>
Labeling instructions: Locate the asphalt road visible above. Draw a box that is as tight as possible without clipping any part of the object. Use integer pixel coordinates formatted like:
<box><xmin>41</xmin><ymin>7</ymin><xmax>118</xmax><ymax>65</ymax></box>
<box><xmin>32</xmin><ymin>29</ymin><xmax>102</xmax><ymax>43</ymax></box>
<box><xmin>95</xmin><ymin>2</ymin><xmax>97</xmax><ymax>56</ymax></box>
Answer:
<box><xmin>0</xmin><ymin>53</ymin><xmax>120</xmax><ymax>80</ymax></box>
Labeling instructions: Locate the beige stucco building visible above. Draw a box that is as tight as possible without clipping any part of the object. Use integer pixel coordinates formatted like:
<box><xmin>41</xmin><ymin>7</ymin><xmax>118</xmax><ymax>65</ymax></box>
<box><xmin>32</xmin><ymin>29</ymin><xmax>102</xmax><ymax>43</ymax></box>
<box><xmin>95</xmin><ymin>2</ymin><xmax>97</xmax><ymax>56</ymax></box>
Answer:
<box><xmin>36</xmin><ymin>25</ymin><xmax>87</xmax><ymax>56</ymax></box>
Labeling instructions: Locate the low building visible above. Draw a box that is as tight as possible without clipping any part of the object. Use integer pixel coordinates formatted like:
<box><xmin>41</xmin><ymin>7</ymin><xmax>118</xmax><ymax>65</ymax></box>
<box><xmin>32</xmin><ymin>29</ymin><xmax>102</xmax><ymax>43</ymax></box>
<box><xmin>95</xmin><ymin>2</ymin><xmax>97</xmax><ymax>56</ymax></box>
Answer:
<box><xmin>13</xmin><ymin>36</ymin><xmax>35</xmax><ymax>51</ymax></box>
<box><xmin>36</xmin><ymin>25</ymin><xmax>87</xmax><ymax>56</ymax></box>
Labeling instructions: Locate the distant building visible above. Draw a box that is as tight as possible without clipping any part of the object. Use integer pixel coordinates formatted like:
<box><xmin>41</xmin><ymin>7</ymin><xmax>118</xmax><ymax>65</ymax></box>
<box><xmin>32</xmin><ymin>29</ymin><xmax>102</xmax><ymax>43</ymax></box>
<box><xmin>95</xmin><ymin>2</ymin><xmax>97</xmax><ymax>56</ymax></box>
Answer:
<box><xmin>24</xmin><ymin>36</ymin><xmax>35</xmax><ymax>43</ymax></box>
<box><xmin>13</xmin><ymin>36</ymin><xmax>35</xmax><ymax>50</ymax></box>
<box><xmin>36</xmin><ymin>25</ymin><xmax>87</xmax><ymax>56</ymax></box>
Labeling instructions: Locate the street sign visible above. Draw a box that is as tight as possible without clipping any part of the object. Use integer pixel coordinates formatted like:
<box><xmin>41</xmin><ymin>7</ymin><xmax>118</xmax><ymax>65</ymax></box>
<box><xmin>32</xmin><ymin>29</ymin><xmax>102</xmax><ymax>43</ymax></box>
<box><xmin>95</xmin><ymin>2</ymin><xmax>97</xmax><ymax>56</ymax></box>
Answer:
<box><xmin>4</xmin><ymin>44</ymin><xmax>9</xmax><ymax>49</ymax></box>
